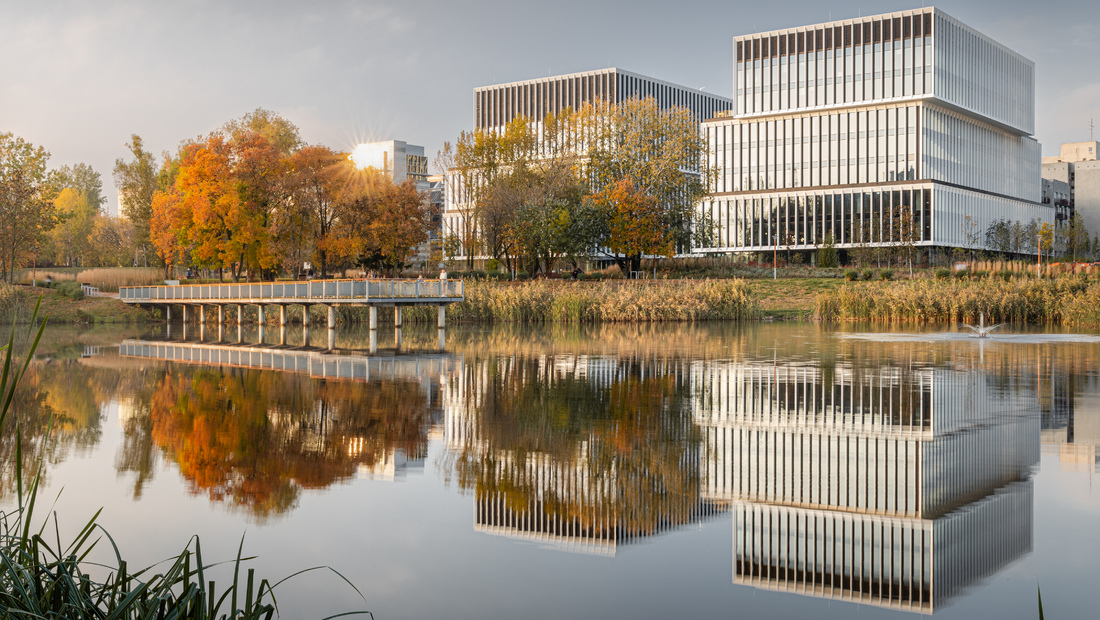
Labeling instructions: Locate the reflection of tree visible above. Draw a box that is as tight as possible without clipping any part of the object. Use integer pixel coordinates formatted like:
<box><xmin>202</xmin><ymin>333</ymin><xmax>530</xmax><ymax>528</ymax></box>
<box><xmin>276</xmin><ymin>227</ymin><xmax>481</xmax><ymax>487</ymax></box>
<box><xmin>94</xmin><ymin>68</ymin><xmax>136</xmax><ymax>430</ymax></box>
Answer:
<box><xmin>139</xmin><ymin>367</ymin><xmax>432</xmax><ymax>520</ymax></box>
<box><xmin>447</xmin><ymin>355</ymin><xmax>712</xmax><ymax>544</ymax></box>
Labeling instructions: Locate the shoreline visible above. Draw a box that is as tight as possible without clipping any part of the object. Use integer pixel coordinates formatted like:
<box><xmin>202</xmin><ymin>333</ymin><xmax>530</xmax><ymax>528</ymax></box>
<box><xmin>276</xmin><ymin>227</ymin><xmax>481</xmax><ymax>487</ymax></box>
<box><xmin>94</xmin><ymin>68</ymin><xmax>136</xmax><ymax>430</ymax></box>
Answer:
<box><xmin>15</xmin><ymin>276</ymin><xmax>1100</xmax><ymax>327</ymax></box>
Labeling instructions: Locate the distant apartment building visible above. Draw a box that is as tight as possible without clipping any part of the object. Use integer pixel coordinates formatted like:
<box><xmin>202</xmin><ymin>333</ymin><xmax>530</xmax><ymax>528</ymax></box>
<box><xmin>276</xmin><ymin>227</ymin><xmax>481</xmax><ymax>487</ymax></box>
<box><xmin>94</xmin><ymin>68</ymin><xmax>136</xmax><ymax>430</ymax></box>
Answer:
<box><xmin>353</xmin><ymin>140</ymin><xmax>428</xmax><ymax>185</ymax></box>
<box><xmin>1043</xmin><ymin>141</ymin><xmax>1100</xmax><ymax>237</ymax></box>
<box><xmin>353</xmin><ymin>140</ymin><xmax>436</xmax><ymax>266</ymax></box>
<box><xmin>444</xmin><ymin>69</ymin><xmax>732</xmax><ymax>261</ymax></box>
<box><xmin>696</xmin><ymin>8</ymin><xmax>1052</xmax><ymax>261</ymax></box>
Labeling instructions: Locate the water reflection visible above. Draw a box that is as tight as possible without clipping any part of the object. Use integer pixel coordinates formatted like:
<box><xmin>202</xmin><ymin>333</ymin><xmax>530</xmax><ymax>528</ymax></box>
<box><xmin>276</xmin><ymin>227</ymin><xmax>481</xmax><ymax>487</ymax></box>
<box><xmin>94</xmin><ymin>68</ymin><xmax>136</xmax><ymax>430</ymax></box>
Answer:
<box><xmin>695</xmin><ymin>357</ymin><xmax>1039</xmax><ymax>612</ymax></box>
<box><xmin>115</xmin><ymin>340</ymin><xmax>457</xmax><ymax>520</ymax></box>
<box><xmin>443</xmin><ymin>354</ymin><xmax>723</xmax><ymax>555</ymax></box>
<box><xmin>9</xmin><ymin>324</ymin><xmax>1100</xmax><ymax>616</ymax></box>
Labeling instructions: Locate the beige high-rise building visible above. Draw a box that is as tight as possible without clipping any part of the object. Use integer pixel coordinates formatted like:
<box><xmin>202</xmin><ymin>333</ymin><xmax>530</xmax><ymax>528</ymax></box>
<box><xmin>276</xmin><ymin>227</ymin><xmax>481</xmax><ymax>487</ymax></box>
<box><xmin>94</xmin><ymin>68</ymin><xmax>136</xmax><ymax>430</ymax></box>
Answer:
<box><xmin>1043</xmin><ymin>141</ymin><xmax>1100</xmax><ymax>241</ymax></box>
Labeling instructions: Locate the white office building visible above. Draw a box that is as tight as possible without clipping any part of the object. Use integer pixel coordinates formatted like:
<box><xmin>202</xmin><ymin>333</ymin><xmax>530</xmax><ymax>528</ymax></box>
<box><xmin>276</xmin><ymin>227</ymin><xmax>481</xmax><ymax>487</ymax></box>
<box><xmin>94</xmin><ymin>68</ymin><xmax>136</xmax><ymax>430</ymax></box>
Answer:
<box><xmin>696</xmin><ymin>8</ymin><xmax>1052</xmax><ymax>260</ymax></box>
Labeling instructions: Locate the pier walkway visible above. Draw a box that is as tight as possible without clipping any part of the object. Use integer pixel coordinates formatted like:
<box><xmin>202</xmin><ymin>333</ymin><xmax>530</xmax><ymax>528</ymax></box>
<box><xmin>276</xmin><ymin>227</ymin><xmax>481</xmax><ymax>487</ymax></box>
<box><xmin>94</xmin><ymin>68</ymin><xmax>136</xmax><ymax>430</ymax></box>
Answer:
<box><xmin>119</xmin><ymin>339</ymin><xmax>461</xmax><ymax>383</ymax></box>
<box><xmin>119</xmin><ymin>278</ymin><xmax>464</xmax><ymax>329</ymax></box>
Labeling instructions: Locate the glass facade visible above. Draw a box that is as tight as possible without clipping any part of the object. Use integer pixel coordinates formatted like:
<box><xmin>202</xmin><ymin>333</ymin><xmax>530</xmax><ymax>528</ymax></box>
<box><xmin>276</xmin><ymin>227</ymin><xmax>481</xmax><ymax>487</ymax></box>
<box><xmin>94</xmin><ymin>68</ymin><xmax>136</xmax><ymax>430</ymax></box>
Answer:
<box><xmin>700</xmin><ymin>8</ymin><xmax>1052</xmax><ymax>255</ymax></box>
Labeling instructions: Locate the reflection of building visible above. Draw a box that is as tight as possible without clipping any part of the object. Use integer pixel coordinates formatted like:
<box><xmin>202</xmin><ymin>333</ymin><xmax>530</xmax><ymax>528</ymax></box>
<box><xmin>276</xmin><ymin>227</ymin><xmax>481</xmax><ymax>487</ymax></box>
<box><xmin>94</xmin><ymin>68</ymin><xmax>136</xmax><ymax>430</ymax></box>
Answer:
<box><xmin>1040</xmin><ymin>366</ymin><xmax>1100</xmax><ymax>473</ymax></box>
<box><xmin>355</xmin><ymin>447</ymin><xmax>426</xmax><ymax>482</ymax></box>
<box><xmin>445</xmin><ymin>354</ymin><xmax>722</xmax><ymax>555</ymax></box>
<box><xmin>697</xmin><ymin>8</ymin><xmax>1050</xmax><ymax>259</ymax></box>
<box><xmin>693</xmin><ymin>360</ymin><xmax>1038</xmax><ymax>612</ymax></box>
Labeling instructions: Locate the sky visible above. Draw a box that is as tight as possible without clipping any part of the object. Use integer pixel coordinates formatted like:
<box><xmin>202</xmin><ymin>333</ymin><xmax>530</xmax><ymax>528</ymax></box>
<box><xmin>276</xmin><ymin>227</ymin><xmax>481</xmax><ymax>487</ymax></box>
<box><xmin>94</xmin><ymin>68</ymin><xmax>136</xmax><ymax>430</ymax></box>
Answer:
<box><xmin>2</xmin><ymin>0</ymin><xmax>1098</xmax><ymax>216</ymax></box>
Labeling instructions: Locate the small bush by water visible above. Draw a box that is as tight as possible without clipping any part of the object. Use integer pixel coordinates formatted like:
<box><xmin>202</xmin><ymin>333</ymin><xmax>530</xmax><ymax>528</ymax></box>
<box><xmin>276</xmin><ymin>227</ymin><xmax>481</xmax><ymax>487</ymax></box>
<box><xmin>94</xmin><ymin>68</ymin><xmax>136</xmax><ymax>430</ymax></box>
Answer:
<box><xmin>816</xmin><ymin>277</ymin><xmax>1100</xmax><ymax>325</ymax></box>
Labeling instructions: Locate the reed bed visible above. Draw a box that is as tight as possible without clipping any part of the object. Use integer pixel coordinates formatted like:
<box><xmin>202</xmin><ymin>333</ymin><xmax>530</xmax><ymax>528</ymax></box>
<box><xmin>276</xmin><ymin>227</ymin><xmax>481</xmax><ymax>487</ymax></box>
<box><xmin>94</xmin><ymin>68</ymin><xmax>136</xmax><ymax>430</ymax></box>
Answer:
<box><xmin>76</xmin><ymin>268</ymin><xmax>164</xmax><ymax>292</ymax></box>
<box><xmin>15</xmin><ymin>270</ymin><xmax>76</xmax><ymax>286</ymax></box>
<box><xmin>402</xmin><ymin>279</ymin><xmax>759</xmax><ymax>324</ymax></box>
<box><xmin>816</xmin><ymin>277</ymin><xmax>1100</xmax><ymax>325</ymax></box>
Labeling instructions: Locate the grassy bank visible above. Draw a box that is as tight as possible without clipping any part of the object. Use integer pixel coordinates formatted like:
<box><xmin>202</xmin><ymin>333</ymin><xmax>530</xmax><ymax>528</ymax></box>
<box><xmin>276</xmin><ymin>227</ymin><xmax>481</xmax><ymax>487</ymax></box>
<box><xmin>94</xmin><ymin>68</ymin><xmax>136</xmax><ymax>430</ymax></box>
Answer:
<box><xmin>407</xmin><ymin>279</ymin><xmax>760</xmax><ymax>323</ymax></box>
<box><xmin>816</xmin><ymin>277</ymin><xmax>1100</xmax><ymax>326</ymax></box>
<box><xmin>0</xmin><ymin>285</ymin><xmax>158</xmax><ymax>324</ymax></box>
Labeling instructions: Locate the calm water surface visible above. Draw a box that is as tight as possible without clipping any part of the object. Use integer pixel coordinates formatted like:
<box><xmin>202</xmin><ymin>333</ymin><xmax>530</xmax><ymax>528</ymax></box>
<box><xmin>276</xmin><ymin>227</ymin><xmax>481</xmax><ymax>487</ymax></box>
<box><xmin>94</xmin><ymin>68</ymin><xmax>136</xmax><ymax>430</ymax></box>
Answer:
<box><xmin>4</xmin><ymin>321</ymin><xmax>1099</xmax><ymax>619</ymax></box>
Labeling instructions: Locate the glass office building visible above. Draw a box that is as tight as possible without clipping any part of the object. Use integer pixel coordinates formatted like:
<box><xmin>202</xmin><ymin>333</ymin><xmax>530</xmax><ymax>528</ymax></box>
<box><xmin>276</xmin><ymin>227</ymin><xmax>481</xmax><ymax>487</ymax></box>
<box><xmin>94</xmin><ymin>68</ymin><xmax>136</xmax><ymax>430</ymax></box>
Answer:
<box><xmin>696</xmin><ymin>8</ymin><xmax>1053</xmax><ymax>258</ymax></box>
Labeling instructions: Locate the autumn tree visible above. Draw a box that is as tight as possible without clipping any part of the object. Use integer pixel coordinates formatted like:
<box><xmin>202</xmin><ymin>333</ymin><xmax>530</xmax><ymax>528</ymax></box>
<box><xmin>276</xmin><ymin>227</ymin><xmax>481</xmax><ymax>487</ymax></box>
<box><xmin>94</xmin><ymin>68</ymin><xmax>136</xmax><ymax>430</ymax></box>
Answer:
<box><xmin>436</xmin><ymin>116</ymin><xmax>536</xmax><ymax>269</ymax></box>
<box><xmin>350</xmin><ymin>178</ymin><xmax>430</xmax><ymax>274</ymax></box>
<box><xmin>0</xmin><ymin>133</ymin><xmax>58</xmax><ymax>282</ymax></box>
<box><xmin>53</xmin><ymin>163</ymin><xmax>106</xmax><ymax>213</ymax></box>
<box><xmin>283</xmin><ymin>145</ymin><xmax>359</xmax><ymax>277</ymax></box>
<box><xmin>587</xmin><ymin>178</ymin><xmax>670</xmax><ymax>274</ymax></box>
<box><xmin>582</xmin><ymin>98</ymin><xmax>714</xmax><ymax>270</ymax></box>
<box><xmin>48</xmin><ymin>187</ymin><xmax>97</xmax><ymax>266</ymax></box>
<box><xmin>114</xmin><ymin>135</ymin><xmax>159</xmax><ymax>266</ymax></box>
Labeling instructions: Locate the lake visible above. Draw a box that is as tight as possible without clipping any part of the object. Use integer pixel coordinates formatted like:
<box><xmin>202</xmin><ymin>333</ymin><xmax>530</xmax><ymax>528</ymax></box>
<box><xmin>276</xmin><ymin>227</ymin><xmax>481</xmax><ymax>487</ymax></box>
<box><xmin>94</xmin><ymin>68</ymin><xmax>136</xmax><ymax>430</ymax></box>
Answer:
<box><xmin>3</xmin><ymin>321</ymin><xmax>1097</xmax><ymax>618</ymax></box>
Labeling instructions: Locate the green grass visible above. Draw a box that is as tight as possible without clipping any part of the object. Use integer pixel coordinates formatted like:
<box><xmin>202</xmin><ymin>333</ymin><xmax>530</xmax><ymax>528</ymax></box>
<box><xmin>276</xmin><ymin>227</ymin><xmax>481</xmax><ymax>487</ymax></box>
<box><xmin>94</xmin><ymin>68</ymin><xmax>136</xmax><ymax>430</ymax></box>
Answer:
<box><xmin>0</xmin><ymin>299</ymin><xmax>371</xmax><ymax>618</ymax></box>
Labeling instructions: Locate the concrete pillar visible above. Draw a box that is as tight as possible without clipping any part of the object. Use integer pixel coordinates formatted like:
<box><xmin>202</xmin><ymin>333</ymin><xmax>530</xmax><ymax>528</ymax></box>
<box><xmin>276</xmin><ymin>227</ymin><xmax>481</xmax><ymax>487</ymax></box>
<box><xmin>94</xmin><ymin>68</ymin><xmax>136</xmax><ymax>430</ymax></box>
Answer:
<box><xmin>217</xmin><ymin>305</ymin><xmax>224</xmax><ymax>325</ymax></box>
<box><xmin>280</xmin><ymin>324</ymin><xmax>286</xmax><ymax>346</ymax></box>
<box><xmin>369</xmin><ymin>330</ymin><xmax>378</xmax><ymax>354</ymax></box>
<box><xmin>302</xmin><ymin>305</ymin><xmax>310</xmax><ymax>327</ymax></box>
<box><xmin>327</xmin><ymin>305</ymin><xmax>336</xmax><ymax>329</ymax></box>
<box><xmin>199</xmin><ymin>305</ymin><xmax>205</xmax><ymax>325</ymax></box>
<box><xmin>395</xmin><ymin>306</ymin><xmax>403</xmax><ymax>328</ymax></box>
<box><xmin>257</xmin><ymin>305</ymin><xmax>265</xmax><ymax>325</ymax></box>
<box><xmin>394</xmin><ymin>327</ymin><xmax>402</xmax><ymax>350</ymax></box>
<box><xmin>237</xmin><ymin>305</ymin><xmax>243</xmax><ymax>326</ymax></box>
<box><xmin>182</xmin><ymin>305</ymin><xmax>188</xmax><ymax>324</ymax></box>
<box><xmin>369</xmin><ymin>305</ymin><xmax>378</xmax><ymax>330</ymax></box>
<box><xmin>167</xmin><ymin>306</ymin><xmax>172</xmax><ymax>323</ymax></box>
<box><xmin>438</xmin><ymin>328</ymin><xmax>446</xmax><ymax>352</ymax></box>
<box><xmin>303</xmin><ymin>326</ymin><xmax>311</xmax><ymax>348</ymax></box>
<box><xmin>199</xmin><ymin>322</ymin><xmax>206</xmax><ymax>342</ymax></box>
<box><xmin>437</xmin><ymin>305</ymin><xmax>446</xmax><ymax>329</ymax></box>
<box><xmin>280</xmin><ymin>305</ymin><xmax>287</xmax><ymax>326</ymax></box>
<box><xmin>218</xmin><ymin>323</ymin><xmax>224</xmax><ymax>343</ymax></box>
<box><xmin>327</xmin><ymin>328</ymin><xmax>336</xmax><ymax>351</ymax></box>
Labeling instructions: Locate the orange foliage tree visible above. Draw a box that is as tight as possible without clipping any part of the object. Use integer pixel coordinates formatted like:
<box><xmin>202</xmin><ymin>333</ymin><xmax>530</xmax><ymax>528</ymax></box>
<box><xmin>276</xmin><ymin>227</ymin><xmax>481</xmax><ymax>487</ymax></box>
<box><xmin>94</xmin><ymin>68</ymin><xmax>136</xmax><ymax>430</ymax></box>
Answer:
<box><xmin>587</xmin><ymin>178</ymin><xmax>673</xmax><ymax>274</ymax></box>
<box><xmin>350</xmin><ymin>178</ymin><xmax>430</xmax><ymax>274</ymax></box>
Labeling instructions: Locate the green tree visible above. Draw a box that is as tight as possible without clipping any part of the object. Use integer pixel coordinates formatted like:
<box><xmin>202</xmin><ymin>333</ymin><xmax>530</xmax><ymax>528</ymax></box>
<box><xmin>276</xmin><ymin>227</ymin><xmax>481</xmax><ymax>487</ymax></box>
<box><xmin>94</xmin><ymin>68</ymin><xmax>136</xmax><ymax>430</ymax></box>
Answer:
<box><xmin>0</xmin><ymin>133</ymin><xmax>58</xmax><ymax>282</ymax></box>
<box><xmin>113</xmin><ymin>135</ymin><xmax>159</xmax><ymax>266</ymax></box>
<box><xmin>818</xmin><ymin>233</ymin><xmax>838</xmax><ymax>268</ymax></box>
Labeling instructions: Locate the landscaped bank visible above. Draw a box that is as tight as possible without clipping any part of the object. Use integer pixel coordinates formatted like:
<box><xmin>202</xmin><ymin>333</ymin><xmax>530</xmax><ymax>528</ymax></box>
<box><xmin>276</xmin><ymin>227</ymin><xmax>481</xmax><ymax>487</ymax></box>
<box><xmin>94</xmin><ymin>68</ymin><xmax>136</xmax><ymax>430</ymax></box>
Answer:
<box><xmin>815</xmin><ymin>277</ymin><xmax>1100</xmax><ymax>326</ymax></box>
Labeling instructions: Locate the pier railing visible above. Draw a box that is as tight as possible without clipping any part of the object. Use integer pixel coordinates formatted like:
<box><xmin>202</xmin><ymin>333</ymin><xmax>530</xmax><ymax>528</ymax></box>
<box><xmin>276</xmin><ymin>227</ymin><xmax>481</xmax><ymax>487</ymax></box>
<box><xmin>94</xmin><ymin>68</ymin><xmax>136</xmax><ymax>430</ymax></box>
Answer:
<box><xmin>119</xmin><ymin>278</ymin><xmax>464</xmax><ymax>304</ymax></box>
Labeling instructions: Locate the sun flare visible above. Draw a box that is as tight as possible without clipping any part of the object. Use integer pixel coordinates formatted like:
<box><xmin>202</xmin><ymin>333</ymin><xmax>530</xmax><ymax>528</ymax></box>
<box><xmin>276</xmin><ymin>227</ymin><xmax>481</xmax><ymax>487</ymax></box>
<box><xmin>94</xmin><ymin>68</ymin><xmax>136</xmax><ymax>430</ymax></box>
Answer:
<box><xmin>350</xmin><ymin>143</ymin><xmax>387</xmax><ymax>171</ymax></box>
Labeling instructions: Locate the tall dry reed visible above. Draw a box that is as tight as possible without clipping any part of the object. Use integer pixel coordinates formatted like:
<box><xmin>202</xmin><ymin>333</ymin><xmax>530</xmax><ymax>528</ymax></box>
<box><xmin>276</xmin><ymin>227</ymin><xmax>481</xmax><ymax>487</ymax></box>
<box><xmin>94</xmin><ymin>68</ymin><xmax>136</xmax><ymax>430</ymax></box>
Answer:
<box><xmin>76</xmin><ymin>267</ymin><xmax>163</xmax><ymax>292</ymax></box>
<box><xmin>410</xmin><ymin>279</ymin><xmax>759</xmax><ymax>323</ymax></box>
<box><xmin>816</xmin><ymin>277</ymin><xmax>1100</xmax><ymax>325</ymax></box>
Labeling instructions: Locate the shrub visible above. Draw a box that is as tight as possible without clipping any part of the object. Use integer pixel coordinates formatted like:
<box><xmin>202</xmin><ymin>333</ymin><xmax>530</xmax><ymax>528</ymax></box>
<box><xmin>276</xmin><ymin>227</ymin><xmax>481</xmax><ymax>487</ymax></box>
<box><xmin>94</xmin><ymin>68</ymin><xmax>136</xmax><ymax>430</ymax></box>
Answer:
<box><xmin>470</xmin><ymin>269</ymin><xmax>486</xmax><ymax>280</ymax></box>
<box><xmin>485</xmin><ymin>258</ymin><xmax>500</xmax><ymax>272</ymax></box>
<box><xmin>953</xmin><ymin>269</ymin><xmax>968</xmax><ymax>279</ymax></box>
<box><xmin>53</xmin><ymin>280</ymin><xmax>84</xmax><ymax>300</ymax></box>
<box><xmin>935</xmin><ymin>268</ymin><xmax>951</xmax><ymax>280</ymax></box>
<box><xmin>998</xmin><ymin>269</ymin><xmax>1014</xmax><ymax>281</ymax></box>
<box><xmin>862</xmin><ymin>269</ymin><xmax>874</xmax><ymax>281</ymax></box>
<box><xmin>971</xmin><ymin>270</ymin><xmax>988</xmax><ymax>280</ymax></box>
<box><xmin>844</xmin><ymin>270</ymin><xmax>859</xmax><ymax>281</ymax></box>
<box><xmin>880</xmin><ymin>269</ymin><xmax>894</xmax><ymax>281</ymax></box>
